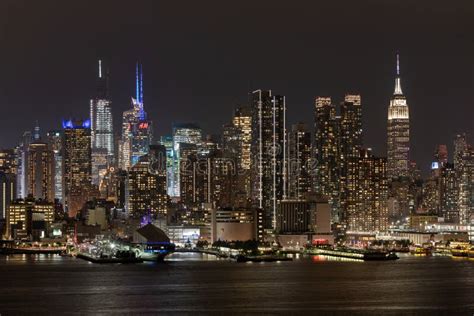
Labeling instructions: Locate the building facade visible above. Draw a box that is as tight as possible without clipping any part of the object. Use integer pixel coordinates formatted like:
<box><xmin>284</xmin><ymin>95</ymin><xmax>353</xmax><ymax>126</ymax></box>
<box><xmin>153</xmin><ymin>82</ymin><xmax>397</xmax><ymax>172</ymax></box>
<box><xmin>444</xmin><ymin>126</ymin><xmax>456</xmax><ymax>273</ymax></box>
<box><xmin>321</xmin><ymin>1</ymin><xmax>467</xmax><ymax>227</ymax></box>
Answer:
<box><xmin>387</xmin><ymin>54</ymin><xmax>410</xmax><ymax>179</ymax></box>
<box><xmin>287</xmin><ymin>123</ymin><xmax>312</xmax><ymax>200</ymax></box>
<box><xmin>250</xmin><ymin>89</ymin><xmax>286</xmax><ymax>229</ymax></box>
<box><xmin>63</xmin><ymin>119</ymin><xmax>92</xmax><ymax>216</ymax></box>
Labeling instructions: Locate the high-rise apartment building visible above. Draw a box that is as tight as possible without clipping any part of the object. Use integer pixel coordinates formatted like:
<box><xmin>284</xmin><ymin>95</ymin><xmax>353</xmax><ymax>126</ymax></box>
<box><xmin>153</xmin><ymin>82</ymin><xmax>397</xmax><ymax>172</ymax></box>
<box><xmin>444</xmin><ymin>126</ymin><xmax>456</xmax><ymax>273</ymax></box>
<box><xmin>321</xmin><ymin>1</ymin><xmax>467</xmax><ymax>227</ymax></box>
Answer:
<box><xmin>0</xmin><ymin>171</ymin><xmax>16</xmax><ymax>220</ymax></box>
<box><xmin>16</xmin><ymin>131</ymin><xmax>32</xmax><ymax>198</ymax></box>
<box><xmin>127</xmin><ymin>147</ymin><xmax>168</xmax><ymax>218</ymax></box>
<box><xmin>250</xmin><ymin>89</ymin><xmax>286</xmax><ymax>229</ymax></box>
<box><xmin>171</xmin><ymin>124</ymin><xmax>202</xmax><ymax>198</ymax></box>
<box><xmin>287</xmin><ymin>123</ymin><xmax>312</xmax><ymax>200</ymax></box>
<box><xmin>313</xmin><ymin>97</ymin><xmax>340</xmax><ymax>219</ymax></box>
<box><xmin>345</xmin><ymin>149</ymin><xmax>388</xmax><ymax>232</ymax></box>
<box><xmin>27</xmin><ymin>142</ymin><xmax>55</xmax><ymax>201</ymax></box>
<box><xmin>63</xmin><ymin>119</ymin><xmax>92</xmax><ymax>216</ymax></box>
<box><xmin>46</xmin><ymin>130</ymin><xmax>63</xmax><ymax>202</ymax></box>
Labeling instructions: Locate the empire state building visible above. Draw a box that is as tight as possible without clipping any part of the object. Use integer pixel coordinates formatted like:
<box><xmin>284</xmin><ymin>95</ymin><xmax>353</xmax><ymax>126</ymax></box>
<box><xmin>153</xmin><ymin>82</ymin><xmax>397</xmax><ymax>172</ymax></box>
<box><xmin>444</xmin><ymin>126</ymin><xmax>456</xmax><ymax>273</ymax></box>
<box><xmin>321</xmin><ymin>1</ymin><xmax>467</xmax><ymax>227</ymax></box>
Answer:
<box><xmin>387</xmin><ymin>54</ymin><xmax>410</xmax><ymax>179</ymax></box>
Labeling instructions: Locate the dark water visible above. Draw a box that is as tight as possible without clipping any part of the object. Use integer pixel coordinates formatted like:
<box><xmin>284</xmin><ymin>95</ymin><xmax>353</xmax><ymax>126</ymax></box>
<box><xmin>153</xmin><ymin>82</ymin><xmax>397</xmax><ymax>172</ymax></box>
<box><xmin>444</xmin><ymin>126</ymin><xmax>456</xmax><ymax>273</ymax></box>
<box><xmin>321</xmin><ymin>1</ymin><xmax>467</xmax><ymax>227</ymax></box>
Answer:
<box><xmin>0</xmin><ymin>253</ymin><xmax>473</xmax><ymax>314</ymax></box>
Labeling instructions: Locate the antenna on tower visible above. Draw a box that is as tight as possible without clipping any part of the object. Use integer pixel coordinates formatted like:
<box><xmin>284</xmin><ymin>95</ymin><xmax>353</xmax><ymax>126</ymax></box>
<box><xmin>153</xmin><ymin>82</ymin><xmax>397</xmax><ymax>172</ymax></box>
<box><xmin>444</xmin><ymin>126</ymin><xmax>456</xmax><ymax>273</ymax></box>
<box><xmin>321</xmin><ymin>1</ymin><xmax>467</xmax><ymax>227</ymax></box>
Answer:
<box><xmin>140</xmin><ymin>64</ymin><xmax>143</xmax><ymax>104</ymax></box>
<box><xmin>98</xmin><ymin>60</ymin><xmax>102</xmax><ymax>78</ymax></box>
<box><xmin>396</xmin><ymin>53</ymin><xmax>400</xmax><ymax>76</ymax></box>
<box><xmin>135</xmin><ymin>62</ymin><xmax>140</xmax><ymax>102</ymax></box>
<box><xmin>393</xmin><ymin>52</ymin><xmax>403</xmax><ymax>95</ymax></box>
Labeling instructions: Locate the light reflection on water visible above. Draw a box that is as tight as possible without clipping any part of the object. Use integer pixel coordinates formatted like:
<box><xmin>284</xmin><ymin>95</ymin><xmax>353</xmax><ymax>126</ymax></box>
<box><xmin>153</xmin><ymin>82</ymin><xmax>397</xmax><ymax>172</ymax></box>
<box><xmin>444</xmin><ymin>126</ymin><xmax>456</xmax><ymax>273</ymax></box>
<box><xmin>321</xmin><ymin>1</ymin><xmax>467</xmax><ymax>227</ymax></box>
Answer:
<box><xmin>0</xmin><ymin>253</ymin><xmax>473</xmax><ymax>313</ymax></box>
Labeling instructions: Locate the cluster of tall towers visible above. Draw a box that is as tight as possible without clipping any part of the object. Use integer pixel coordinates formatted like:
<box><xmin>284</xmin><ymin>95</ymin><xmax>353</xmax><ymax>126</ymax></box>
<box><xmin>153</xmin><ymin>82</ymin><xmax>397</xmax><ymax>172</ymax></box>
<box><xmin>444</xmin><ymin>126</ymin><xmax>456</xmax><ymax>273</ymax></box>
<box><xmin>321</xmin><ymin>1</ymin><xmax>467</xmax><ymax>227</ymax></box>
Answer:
<box><xmin>1</xmin><ymin>54</ymin><xmax>472</xmax><ymax>236</ymax></box>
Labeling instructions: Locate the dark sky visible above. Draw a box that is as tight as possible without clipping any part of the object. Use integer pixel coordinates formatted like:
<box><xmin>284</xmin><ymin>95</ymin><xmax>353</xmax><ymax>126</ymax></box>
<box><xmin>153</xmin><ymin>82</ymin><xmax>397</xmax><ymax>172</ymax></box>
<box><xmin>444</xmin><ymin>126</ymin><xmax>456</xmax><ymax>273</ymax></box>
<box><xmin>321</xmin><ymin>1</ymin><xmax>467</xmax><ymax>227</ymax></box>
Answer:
<box><xmin>0</xmin><ymin>0</ymin><xmax>473</xmax><ymax>174</ymax></box>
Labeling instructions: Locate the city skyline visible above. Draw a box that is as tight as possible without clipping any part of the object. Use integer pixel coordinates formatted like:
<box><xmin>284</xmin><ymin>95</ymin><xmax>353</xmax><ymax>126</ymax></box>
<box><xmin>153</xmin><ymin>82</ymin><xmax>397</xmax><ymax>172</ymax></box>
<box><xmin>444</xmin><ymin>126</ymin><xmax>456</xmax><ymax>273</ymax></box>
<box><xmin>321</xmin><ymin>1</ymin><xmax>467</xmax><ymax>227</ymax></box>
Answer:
<box><xmin>0</xmin><ymin>2</ymin><xmax>473</xmax><ymax>314</ymax></box>
<box><xmin>0</xmin><ymin>1</ymin><xmax>473</xmax><ymax>175</ymax></box>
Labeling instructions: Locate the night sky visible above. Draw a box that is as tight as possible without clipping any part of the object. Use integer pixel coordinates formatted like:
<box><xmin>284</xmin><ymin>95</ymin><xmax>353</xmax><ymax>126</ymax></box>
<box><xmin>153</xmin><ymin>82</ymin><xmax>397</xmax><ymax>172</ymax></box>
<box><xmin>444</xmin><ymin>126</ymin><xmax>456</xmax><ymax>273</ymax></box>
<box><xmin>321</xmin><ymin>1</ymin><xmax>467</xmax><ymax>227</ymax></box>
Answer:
<box><xmin>0</xmin><ymin>0</ymin><xmax>472</xmax><ymax>174</ymax></box>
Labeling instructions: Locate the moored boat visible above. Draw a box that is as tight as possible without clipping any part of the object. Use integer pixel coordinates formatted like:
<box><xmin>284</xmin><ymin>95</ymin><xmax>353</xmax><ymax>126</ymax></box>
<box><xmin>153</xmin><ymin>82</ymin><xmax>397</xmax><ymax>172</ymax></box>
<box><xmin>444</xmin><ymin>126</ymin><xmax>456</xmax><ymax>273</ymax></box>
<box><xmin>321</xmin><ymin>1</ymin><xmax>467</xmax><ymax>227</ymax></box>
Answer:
<box><xmin>308</xmin><ymin>247</ymin><xmax>398</xmax><ymax>261</ymax></box>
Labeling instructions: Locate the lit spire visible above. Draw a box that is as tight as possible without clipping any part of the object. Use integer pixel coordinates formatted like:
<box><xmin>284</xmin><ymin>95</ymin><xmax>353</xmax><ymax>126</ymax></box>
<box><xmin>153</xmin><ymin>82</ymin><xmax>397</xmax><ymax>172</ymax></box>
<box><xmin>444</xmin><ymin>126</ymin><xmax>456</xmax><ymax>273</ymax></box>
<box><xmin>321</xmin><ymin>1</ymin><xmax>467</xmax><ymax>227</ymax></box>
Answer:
<box><xmin>394</xmin><ymin>52</ymin><xmax>403</xmax><ymax>95</ymax></box>
<box><xmin>34</xmin><ymin>121</ymin><xmax>40</xmax><ymax>141</ymax></box>
<box><xmin>98</xmin><ymin>60</ymin><xmax>102</xmax><ymax>78</ymax></box>
<box><xmin>136</xmin><ymin>62</ymin><xmax>140</xmax><ymax>102</ymax></box>
<box><xmin>140</xmin><ymin>63</ymin><xmax>143</xmax><ymax>104</ymax></box>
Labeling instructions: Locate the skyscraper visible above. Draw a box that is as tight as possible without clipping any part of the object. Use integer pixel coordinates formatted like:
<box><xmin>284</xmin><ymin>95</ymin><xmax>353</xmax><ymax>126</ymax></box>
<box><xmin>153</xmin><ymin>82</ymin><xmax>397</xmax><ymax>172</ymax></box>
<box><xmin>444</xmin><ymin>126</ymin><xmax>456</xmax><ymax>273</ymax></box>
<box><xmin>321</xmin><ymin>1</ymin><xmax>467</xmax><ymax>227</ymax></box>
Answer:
<box><xmin>345</xmin><ymin>149</ymin><xmax>388</xmax><ymax>232</ymax></box>
<box><xmin>178</xmin><ymin>143</ymin><xmax>199</xmax><ymax>206</ymax></box>
<box><xmin>439</xmin><ymin>163</ymin><xmax>458</xmax><ymax>222</ymax></box>
<box><xmin>457</xmin><ymin>143</ymin><xmax>473</xmax><ymax>225</ymax></box>
<box><xmin>340</xmin><ymin>94</ymin><xmax>363</xmax><ymax>161</ymax></box>
<box><xmin>314</xmin><ymin>96</ymin><xmax>342</xmax><ymax>222</ymax></box>
<box><xmin>222</xmin><ymin>106</ymin><xmax>252</xmax><ymax>204</ymax></box>
<box><xmin>287</xmin><ymin>122</ymin><xmax>312</xmax><ymax>200</ymax></box>
<box><xmin>16</xmin><ymin>131</ymin><xmax>32</xmax><ymax>198</ymax></box>
<box><xmin>0</xmin><ymin>171</ymin><xmax>16</xmax><ymax>220</ymax></box>
<box><xmin>119</xmin><ymin>63</ymin><xmax>153</xmax><ymax>170</ymax></box>
<box><xmin>27</xmin><ymin>141</ymin><xmax>55</xmax><ymax>202</ymax></box>
<box><xmin>250</xmin><ymin>89</ymin><xmax>286</xmax><ymax>229</ymax></box>
<box><xmin>453</xmin><ymin>134</ymin><xmax>472</xmax><ymax>225</ymax></box>
<box><xmin>90</xmin><ymin>60</ymin><xmax>114</xmax><ymax>186</ymax></box>
<box><xmin>62</xmin><ymin>119</ymin><xmax>92</xmax><ymax>216</ymax></box>
<box><xmin>0</xmin><ymin>149</ymin><xmax>17</xmax><ymax>175</ymax></box>
<box><xmin>128</xmin><ymin>146</ymin><xmax>168</xmax><ymax>218</ymax></box>
<box><xmin>232</xmin><ymin>106</ymin><xmax>252</xmax><ymax>164</ymax></box>
<box><xmin>46</xmin><ymin>130</ymin><xmax>63</xmax><ymax>202</ymax></box>
<box><xmin>0</xmin><ymin>149</ymin><xmax>17</xmax><ymax>221</ymax></box>
<box><xmin>171</xmin><ymin>124</ymin><xmax>202</xmax><ymax>198</ymax></box>
<box><xmin>339</xmin><ymin>94</ymin><xmax>363</xmax><ymax>222</ymax></box>
<box><xmin>387</xmin><ymin>54</ymin><xmax>410</xmax><ymax>179</ymax></box>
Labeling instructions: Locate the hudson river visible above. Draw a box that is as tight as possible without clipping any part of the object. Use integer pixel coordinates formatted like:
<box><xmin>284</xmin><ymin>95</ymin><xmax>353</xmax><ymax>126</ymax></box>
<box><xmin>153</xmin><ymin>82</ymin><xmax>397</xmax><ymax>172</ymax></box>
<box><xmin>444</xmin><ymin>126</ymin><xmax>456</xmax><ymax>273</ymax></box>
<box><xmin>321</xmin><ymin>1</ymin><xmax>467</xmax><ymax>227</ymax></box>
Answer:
<box><xmin>0</xmin><ymin>253</ymin><xmax>473</xmax><ymax>314</ymax></box>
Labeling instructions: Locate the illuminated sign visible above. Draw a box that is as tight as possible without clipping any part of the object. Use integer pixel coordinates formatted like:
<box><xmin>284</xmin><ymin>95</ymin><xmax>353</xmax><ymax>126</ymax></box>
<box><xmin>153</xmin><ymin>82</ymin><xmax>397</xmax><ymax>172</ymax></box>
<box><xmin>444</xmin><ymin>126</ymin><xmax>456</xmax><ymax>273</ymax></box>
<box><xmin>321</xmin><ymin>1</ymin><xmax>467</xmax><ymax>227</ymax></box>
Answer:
<box><xmin>139</xmin><ymin>122</ymin><xmax>149</xmax><ymax>129</ymax></box>
<box><xmin>431</xmin><ymin>162</ymin><xmax>439</xmax><ymax>170</ymax></box>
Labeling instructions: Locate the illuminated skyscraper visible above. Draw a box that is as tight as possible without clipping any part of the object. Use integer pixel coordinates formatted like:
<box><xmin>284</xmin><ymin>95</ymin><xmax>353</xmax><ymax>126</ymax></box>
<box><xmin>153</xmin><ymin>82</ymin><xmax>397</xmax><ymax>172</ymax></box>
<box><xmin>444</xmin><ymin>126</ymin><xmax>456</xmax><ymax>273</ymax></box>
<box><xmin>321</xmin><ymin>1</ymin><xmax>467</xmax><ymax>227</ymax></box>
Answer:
<box><xmin>27</xmin><ymin>141</ymin><xmax>55</xmax><ymax>202</ymax></box>
<box><xmin>453</xmin><ymin>134</ymin><xmax>473</xmax><ymax>224</ymax></box>
<box><xmin>250</xmin><ymin>89</ymin><xmax>286</xmax><ymax>229</ymax></box>
<box><xmin>287</xmin><ymin>123</ymin><xmax>312</xmax><ymax>200</ymax></box>
<box><xmin>171</xmin><ymin>124</ymin><xmax>202</xmax><ymax>198</ymax></box>
<box><xmin>440</xmin><ymin>163</ymin><xmax>458</xmax><ymax>222</ymax></box>
<box><xmin>0</xmin><ymin>150</ymin><xmax>17</xmax><ymax>220</ymax></box>
<box><xmin>159</xmin><ymin>136</ymin><xmax>175</xmax><ymax>197</ymax></box>
<box><xmin>0</xmin><ymin>149</ymin><xmax>17</xmax><ymax>175</ymax></box>
<box><xmin>62</xmin><ymin>119</ymin><xmax>92</xmax><ymax>216</ymax></box>
<box><xmin>119</xmin><ymin>63</ymin><xmax>153</xmax><ymax>170</ymax></box>
<box><xmin>339</xmin><ymin>94</ymin><xmax>363</xmax><ymax>222</ymax></box>
<box><xmin>456</xmin><ymin>142</ymin><xmax>473</xmax><ymax>225</ymax></box>
<box><xmin>314</xmin><ymin>97</ymin><xmax>340</xmax><ymax>219</ymax></box>
<box><xmin>454</xmin><ymin>134</ymin><xmax>468</xmax><ymax>169</ymax></box>
<box><xmin>387</xmin><ymin>54</ymin><xmax>410</xmax><ymax>179</ymax></box>
<box><xmin>345</xmin><ymin>149</ymin><xmax>388</xmax><ymax>232</ymax></box>
<box><xmin>128</xmin><ymin>146</ymin><xmax>168</xmax><ymax>218</ymax></box>
<box><xmin>0</xmin><ymin>171</ymin><xmax>16</xmax><ymax>220</ymax></box>
<box><xmin>178</xmin><ymin>143</ymin><xmax>199</xmax><ymax>206</ymax></box>
<box><xmin>46</xmin><ymin>130</ymin><xmax>63</xmax><ymax>202</ymax></box>
<box><xmin>222</xmin><ymin>106</ymin><xmax>252</xmax><ymax>204</ymax></box>
<box><xmin>340</xmin><ymin>94</ymin><xmax>363</xmax><ymax>160</ymax></box>
<box><xmin>16</xmin><ymin>131</ymin><xmax>32</xmax><ymax>198</ymax></box>
<box><xmin>90</xmin><ymin>60</ymin><xmax>114</xmax><ymax>186</ymax></box>
<box><xmin>232</xmin><ymin>106</ymin><xmax>252</xmax><ymax>171</ymax></box>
